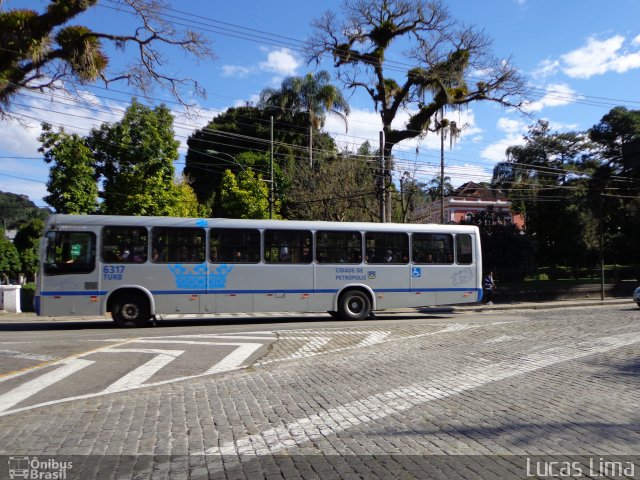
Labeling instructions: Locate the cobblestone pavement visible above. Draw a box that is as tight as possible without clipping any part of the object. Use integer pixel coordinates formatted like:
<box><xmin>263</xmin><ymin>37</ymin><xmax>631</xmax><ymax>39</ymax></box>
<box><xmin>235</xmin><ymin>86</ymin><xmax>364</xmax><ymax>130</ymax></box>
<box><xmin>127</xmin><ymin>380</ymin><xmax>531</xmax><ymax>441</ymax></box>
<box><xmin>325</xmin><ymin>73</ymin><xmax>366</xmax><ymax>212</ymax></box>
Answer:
<box><xmin>0</xmin><ymin>304</ymin><xmax>639</xmax><ymax>479</ymax></box>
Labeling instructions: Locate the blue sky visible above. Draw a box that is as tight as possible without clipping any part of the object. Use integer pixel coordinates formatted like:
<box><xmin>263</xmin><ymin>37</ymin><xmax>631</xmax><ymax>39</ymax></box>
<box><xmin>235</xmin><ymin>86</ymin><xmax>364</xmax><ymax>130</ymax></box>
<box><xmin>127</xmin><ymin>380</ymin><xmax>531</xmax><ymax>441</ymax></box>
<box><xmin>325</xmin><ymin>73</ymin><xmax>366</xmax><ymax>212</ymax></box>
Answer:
<box><xmin>2</xmin><ymin>0</ymin><xmax>640</xmax><ymax>209</ymax></box>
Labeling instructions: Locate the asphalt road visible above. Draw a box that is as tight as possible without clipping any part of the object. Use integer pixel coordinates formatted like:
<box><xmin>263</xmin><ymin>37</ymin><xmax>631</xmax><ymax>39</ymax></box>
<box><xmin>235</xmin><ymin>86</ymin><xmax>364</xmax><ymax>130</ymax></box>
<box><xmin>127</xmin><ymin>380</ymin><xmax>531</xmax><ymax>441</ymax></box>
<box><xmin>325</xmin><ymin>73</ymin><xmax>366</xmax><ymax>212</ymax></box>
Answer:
<box><xmin>0</xmin><ymin>303</ymin><xmax>639</xmax><ymax>479</ymax></box>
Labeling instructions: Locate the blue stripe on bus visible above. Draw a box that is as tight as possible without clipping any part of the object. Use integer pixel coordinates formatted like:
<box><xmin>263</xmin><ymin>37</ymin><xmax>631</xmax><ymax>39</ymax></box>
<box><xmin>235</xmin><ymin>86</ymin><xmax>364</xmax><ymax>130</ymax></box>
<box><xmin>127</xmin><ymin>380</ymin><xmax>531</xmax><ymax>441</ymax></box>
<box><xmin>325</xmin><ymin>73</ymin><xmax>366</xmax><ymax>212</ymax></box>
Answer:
<box><xmin>41</xmin><ymin>288</ymin><xmax>481</xmax><ymax>296</ymax></box>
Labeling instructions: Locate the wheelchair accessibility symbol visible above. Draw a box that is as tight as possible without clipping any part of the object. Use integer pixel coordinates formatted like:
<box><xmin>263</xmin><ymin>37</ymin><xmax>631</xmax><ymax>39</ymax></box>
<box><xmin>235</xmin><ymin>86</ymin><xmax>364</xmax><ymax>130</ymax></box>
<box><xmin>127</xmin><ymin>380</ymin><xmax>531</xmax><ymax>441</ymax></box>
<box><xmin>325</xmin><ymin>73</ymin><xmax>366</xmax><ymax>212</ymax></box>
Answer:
<box><xmin>411</xmin><ymin>267</ymin><xmax>422</xmax><ymax>278</ymax></box>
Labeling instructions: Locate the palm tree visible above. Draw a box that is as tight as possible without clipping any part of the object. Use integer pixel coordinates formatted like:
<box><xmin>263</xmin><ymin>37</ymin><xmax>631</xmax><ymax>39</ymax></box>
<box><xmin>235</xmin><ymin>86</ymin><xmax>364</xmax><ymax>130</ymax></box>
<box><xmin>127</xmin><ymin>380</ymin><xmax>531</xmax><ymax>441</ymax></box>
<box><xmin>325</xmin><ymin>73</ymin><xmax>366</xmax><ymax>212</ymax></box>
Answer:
<box><xmin>259</xmin><ymin>70</ymin><xmax>350</xmax><ymax>166</ymax></box>
<box><xmin>433</xmin><ymin>114</ymin><xmax>463</xmax><ymax>223</ymax></box>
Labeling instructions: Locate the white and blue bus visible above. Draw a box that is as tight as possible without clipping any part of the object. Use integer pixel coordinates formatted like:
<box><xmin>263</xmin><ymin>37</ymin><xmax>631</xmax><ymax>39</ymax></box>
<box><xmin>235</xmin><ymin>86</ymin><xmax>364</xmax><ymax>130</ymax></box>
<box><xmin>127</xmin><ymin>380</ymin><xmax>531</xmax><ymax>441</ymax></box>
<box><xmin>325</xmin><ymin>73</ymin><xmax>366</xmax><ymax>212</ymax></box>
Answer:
<box><xmin>36</xmin><ymin>215</ymin><xmax>483</xmax><ymax>326</ymax></box>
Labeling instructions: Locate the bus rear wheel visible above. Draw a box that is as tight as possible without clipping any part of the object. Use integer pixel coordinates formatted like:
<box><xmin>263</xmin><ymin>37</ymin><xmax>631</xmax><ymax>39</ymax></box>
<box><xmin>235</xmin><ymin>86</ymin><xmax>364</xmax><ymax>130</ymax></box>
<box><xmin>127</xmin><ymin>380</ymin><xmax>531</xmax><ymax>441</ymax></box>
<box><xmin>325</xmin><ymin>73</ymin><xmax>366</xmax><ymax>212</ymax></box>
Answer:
<box><xmin>111</xmin><ymin>294</ymin><xmax>150</xmax><ymax>327</ymax></box>
<box><xmin>338</xmin><ymin>290</ymin><xmax>372</xmax><ymax>320</ymax></box>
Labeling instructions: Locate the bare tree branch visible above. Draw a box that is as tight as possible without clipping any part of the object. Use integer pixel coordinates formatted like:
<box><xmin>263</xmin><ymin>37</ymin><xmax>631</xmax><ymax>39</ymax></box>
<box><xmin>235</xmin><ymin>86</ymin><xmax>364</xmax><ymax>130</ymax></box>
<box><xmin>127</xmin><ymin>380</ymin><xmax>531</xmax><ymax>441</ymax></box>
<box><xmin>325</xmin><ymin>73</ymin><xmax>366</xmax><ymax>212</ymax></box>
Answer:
<box><xmin>0</xmin><ymin>0</ymin><xmax>214</xmax><ymax>116</ymax></box>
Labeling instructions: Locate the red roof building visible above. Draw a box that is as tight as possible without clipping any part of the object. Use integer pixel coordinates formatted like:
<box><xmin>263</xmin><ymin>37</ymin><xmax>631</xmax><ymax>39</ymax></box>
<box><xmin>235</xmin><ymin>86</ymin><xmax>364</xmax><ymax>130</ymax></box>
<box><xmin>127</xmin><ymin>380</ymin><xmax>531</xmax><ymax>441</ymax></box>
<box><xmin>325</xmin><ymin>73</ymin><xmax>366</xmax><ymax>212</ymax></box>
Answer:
<box><xmin>413</xmin><ymin>182</ymin><xmax>525</xmax><ymax>228</ymax></box>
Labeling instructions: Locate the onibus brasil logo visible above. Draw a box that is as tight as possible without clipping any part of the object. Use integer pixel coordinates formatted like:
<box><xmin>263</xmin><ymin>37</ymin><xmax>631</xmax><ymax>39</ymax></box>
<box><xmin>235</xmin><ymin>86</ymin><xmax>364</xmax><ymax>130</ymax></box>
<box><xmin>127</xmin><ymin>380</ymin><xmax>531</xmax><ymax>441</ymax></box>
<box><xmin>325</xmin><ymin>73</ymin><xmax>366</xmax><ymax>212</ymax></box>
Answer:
<box><xmin>8</xmin><ymin>456</ymin><xmax>73</xmax><ymax>479</ymax></box>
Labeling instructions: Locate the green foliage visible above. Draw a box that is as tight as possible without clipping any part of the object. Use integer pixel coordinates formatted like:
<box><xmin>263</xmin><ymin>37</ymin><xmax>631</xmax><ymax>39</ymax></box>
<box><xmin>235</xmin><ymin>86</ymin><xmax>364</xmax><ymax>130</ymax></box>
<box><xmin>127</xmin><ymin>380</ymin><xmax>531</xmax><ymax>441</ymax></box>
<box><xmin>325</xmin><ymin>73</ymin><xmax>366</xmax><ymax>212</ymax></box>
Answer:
<box><xmin>13</xmin><ymin>218</ymin><xmax>44</xmax><ymax>281</ymax></box>
<box><xmin>0</xmin><ymin>192</ymin><xmax>49</xmax><ymax>229</ymax></box>
<box><xmin>462</xmin><ymin>207</ymin><xmax>536</xmax><ymax>282</ymax></box>
<box><xmin>0</xmin><ymin>229</ymin><xmax>21</xmax><ymax>282</ymax></box>
<box><xmin>494</xmin><ymin>108</ymin><xmax>640</xmax><ymax>276</ymax></box>
<box><xmin>39</xmin><ymin>123</ymin><xmax>99</xmax><ymax>214</ymax></box>
<box><xmin>184</xmin><ymin>71</ymin><xmax>347</xmax><ymax>219</ymax></box>
<box><xmin>38</xmin><ymin>99</ymin><xmax>202</xmax><ymax>218</ymax></box>
<box><xmin>284</xmin><ymin>149</ymin><xmax>378</xmax><ymax>221</ymax></box>
<box><xmin>89</xmin><ymin>99</ymin><xmax>180</xmax><ymax>216</ymax></box>
<box><xmin>166</xmin><ymin>176</ymin><xmax>208</xmax><ymax>218</ymax></box>
<box><xmin>219</xmin><ymin>169</ymin><xmax>276</xmax><ymax>219</ymax></box>
<box><xmin>259</xmin><ymin>70</ymin><xmax>350</xmax><ymax>131</ymax></box>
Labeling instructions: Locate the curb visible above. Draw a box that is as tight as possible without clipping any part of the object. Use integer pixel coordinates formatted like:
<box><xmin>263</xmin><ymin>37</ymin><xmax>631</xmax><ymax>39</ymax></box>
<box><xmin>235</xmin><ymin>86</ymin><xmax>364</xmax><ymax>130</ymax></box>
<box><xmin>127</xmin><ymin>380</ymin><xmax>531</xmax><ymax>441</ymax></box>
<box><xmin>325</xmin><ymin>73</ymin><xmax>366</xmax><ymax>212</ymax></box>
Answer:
<box><xmin>1</xmin><ymin>299</ymin><xmax>636</xmax><ymax>323</ymax></box>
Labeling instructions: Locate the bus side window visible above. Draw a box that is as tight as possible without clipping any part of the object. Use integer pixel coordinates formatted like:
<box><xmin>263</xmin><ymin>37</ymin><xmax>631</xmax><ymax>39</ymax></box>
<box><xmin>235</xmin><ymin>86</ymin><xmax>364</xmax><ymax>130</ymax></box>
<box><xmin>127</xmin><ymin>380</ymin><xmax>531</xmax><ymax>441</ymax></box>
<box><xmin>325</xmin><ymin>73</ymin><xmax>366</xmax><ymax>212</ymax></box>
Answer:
<box><xmin>101</xmin><ymin>226</ymin><xmax>149</xmax><ymax>263</ymax></box>
<box><xmin>412</xmin><ymin>233</ymin><xmax>454</xmax><ymax>264</ymax></box>
<box><xmin>365</xmin><ymin>232</ymin><xmax>409</xmax><ymax>264</ymax></box>
<box><xmin>151</xmin><ymin>227</ymin><xmax>205</xmax><ymax>263</ymax></box>
<box><xmin>210</xmin><ymin>228</ymin><xmax>260</xmax><ymax>263</ymax></box>
<box><xmin>264</xmin><ymin>230</ymin><xmax>312</xmax><ymax>264</ymax></box>
<box><xmin>456</xmin><ymin>234</ymin><xmax>473</xmax><ymax>264</ymax></box>
<box><xmin>316</xmin><ymin>231</ymin><xmax>362</xmax><ymax>264</ymax></box>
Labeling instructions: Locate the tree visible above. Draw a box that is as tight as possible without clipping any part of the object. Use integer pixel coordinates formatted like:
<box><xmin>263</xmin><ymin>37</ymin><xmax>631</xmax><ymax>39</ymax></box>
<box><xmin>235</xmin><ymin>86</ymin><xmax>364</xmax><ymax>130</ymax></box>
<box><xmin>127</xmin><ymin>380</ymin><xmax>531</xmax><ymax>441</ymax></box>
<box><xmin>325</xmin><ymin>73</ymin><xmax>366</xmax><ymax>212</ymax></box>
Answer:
<box><xmin>13</xmin><ymin>218</ymin><xmax>44</xmax><ymax>282</ymax></box>
<box><xmin>0</xmin><ymin>228</ymin><xmax>21</xmax><ymax>284</ymax></box>
<box><xmin>88</xmin><ymin>99</ymin><xmax>182</xmax><ymax>215</ymax></box>
<box><xmin>183</xmin><ymin>104</ymin><xmax>337</xmax><ymax>218</ymax></box>
<box><xmin>259</xmin><ymin>70</ymin><xmax>350</xmax><ymax>166</ymax></box>
<box><xmin>496</xmin><ymin>121</ymin><xmax>597</xmax><ymax>278</ymax></box>
<box><xmin>166</xmin><ymin>175</ymin><xmax>207</xmax><ymax>218</ymax></box>
<box><xmin>587</xmin><ymin>107</ymin><xmax>640</xmax><ymax>268</ymax></box>
<box><xmin>0</xmin><ymin>191</ymin><xmax>49</xmax><ymax>229</ymax></box>
<box><xmin>219</xmin><ymin>169</ymin><xmax>275</xmax><ymax>219</ymax></box>
<box><xmin>184</xmin><ymin>106</ymin><xmax>283</xmax><ymax>215</ymax></box>
<box><xmin>461</xmin><ymin>207</ymin><xmax>535</xmax><ymax>282</ymax></box>
<box><xmin>39</xmin><ymin>123</ymin><xmax>99</xmax><ymax>214</ymax></box>
<box><xmin>285</xmin><ymin>149</ymin><xmax>378</xmax><ymax>222</ymax></box>
<box><xmin>308</xmin><ymin>0</ymin><xmax>528</xmax><ymax>220</ymax></box>
<box><xmin>424</xmin><ymin>175</ymin><xmax>453</xmax><ymax>201</ymax></box>
<box><xmin>0</xmin><ymin>0</ymin><xmax>212</xmax><ymax>115</ymax></box>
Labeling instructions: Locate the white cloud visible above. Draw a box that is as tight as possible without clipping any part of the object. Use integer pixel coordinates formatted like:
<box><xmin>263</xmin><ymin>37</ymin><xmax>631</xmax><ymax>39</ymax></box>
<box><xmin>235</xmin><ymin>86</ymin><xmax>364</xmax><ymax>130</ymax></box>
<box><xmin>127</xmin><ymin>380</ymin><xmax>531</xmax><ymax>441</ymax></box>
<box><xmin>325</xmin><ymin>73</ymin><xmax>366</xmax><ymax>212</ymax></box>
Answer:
<box><xmin>561</xmin><ymin>35</ymin><xmax>640</xmax><ymax>78</ymax></box>
<box><xmin>523</xmin><ymin>83</ymin><xmax>580</xmax><ymax>112</ymax></box>
<box><xmin>480</xmin><ymin>117</ymin><xmax>527</xmax><ymax>162</ymax></box>
<box><xmin>259</xmin><ymin>48</ymin><xmax>300</xmax><ymax>76</ymax></box>
<box><xmin>532</xmin><ymin>59</ymin><xmax>560</xmax><ymax>79</ymax></box>
<box><xmin>221</xmin><ymin>65</ymin><xmax>254</xmax><ymax>77</ymax></box>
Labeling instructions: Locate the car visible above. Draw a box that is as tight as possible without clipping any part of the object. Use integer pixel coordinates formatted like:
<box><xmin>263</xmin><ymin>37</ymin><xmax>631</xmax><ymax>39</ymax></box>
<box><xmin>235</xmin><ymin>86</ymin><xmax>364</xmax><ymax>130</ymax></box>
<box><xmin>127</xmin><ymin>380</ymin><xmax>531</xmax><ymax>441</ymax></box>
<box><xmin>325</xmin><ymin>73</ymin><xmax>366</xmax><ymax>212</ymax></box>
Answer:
<box><xmin>635</xmin><ymin>286</ymin><xmax>640</xmax><ymax>308</ymax></box>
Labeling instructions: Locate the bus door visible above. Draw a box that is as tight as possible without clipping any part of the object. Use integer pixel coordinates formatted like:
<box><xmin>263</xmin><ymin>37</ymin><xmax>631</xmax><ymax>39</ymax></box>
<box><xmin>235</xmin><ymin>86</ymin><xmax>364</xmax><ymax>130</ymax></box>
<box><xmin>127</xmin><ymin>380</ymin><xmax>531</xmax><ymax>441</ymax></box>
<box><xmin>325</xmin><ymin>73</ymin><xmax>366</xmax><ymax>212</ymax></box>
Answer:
<box><xmin>148</xmin><ymin>226</ymin><xmax>206</xmax><ymax>315</ymax></box>
<box><xmin>38</xmin><ymin>230</ymin><xmax>101</xmax><ymax>316</ymax></box>
<box><xmin>413</xmin><ymin>232</ymin><xmax>478</xmax><ymax>306</ymax></box>
<box><xmin>435</xmin><ymin>233</ymin><xmax>480</xmax><ymax>305</ymax></box>
<box><xmin>410</xmin><ymin>232</ymin><xmax>455</xmax><ymax>306</ymax></box>
<box><xmin>363</xmin><ymin>232</ymin><xmax>411</xmax><ymax>310</ymax></box>
<box><xmin>252</xmin><ymin>229</ymin><xmax>313</xmax><ymax>313</ymax></box>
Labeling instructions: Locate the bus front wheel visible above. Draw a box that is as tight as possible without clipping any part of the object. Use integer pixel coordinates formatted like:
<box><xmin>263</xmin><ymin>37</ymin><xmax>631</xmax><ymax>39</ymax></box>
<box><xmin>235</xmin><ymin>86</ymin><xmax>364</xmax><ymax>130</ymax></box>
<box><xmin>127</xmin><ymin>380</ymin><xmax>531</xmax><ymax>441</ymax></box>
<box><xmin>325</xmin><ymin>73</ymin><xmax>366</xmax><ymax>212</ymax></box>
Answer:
<box><xmin>338</xmin><ymin>290</ymin><xmax>372</xmax><ymax>321</ymax></box>
<box><xmin>111</xmin><ymin>294</ymin><xmax>151</xmax><ymax>327</ymax></box>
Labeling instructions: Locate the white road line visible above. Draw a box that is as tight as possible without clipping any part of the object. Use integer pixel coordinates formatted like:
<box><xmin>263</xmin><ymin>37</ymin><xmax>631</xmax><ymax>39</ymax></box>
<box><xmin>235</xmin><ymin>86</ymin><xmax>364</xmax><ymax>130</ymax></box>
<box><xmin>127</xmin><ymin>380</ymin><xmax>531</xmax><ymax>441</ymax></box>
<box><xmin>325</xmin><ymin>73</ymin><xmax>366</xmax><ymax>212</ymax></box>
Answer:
<box><xmin>0</xmin><ymin>349</ymin><xmax>57</xmax><ymax>362</ymax></box>
<box><xmin>0</xmin><ymin>340</ymin><xmax>267</xmax><ymax>417</ymax></box>
<box><xmin>355</xmin><ymin>332</ymin><xmax>390</xmax><ymax>348</ymax></box>
<box><xmin>288</xmin><ymin>337</ymin><xmax>331</xmax><ymax>359</ymax></box>
<box><xmin>259</xmin><ymin>324</ymin><xmax>481</xmax><ymax>365</ymax></box>
<box><xmin>205</xmin><ymin>343</ymin><xmax>265</xmax><ymax>375</ymax></box>
<box><xmin>0</xmin><ymin>358</ymin><xmax>94</xmax><ymax>413</ymax></box>
<box><xmin>100</xmin><ymin>349</ymin><xmax>184</xmax><ymax>394</ymax></box>
<box><xmin>204</xmin><ymin>331</ymin><xmax>640</xmax><ymax>456</ymax></box>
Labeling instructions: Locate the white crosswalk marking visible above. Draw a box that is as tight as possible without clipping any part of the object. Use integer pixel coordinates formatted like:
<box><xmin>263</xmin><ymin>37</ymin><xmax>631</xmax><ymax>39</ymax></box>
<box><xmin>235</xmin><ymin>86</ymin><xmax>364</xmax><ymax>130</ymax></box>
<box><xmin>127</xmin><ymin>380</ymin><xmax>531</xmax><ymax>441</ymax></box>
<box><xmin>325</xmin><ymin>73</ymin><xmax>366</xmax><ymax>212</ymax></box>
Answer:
<box><xmin>0</xmin><ymin>358</ymin><xmax>94</xmax><ymax>413</ymax></box>
<box><xmin>0</xmin><ymin>334</ymin><xmax>274</xmax><ymax>417</ymax></box>
<box><xmin>204</xmin><ymin>331</ymin><xmax>640</xmax><ymax>456</ymax></box>
<box><xmin>100</xmin><ymin>349</ymin><xmax>184</xmax><ymax>394</ymax></box>
<box><xmin>205</xmin><ymin>343</ymin><xmax>264</xmax><ymax>374</ymax></box>
<box><xmin>288</xmin><ymin>337</ymin><xmax>331</xmax><ymax>358</ymax></box>
<box><xmin>355</xmin><ymin>332</ymin><xmax>390</xmax><ymax>348</ymax></box>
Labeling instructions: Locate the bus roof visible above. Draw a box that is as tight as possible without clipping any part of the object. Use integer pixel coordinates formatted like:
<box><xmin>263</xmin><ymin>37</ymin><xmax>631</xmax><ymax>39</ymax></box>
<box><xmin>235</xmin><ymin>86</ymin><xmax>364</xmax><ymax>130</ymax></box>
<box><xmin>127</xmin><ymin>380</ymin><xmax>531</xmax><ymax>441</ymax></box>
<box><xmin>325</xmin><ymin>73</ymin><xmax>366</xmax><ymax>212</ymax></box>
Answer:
<box><xmin>45</xmin><ymin>214</ymin><xmax>479</xmax><ymax>234</ymax></box>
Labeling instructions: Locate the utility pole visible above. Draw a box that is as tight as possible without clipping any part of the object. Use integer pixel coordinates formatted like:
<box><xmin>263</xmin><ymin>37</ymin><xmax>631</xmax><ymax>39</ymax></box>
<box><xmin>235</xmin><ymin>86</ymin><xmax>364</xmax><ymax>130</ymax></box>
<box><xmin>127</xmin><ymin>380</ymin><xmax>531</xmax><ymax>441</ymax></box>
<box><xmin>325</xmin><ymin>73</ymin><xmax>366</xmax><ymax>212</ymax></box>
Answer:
<box><xmin>270</xmin><ymin>116</ymin><xmax>274</xmax><ymax>219</ymax></box>
<box><xmin>309</xmin><ymin>124</ymin><xmax>313</xmax><ymax>168</ymax></box>
<box><xmin>379</xmin><ymin>131</ymin><xmax>386</xmax><ymax>223</ymax></box>
<box><xmin>440</xmin><ymin>125</ymin><xmax>445</xmax><ymax>224</ymax></box>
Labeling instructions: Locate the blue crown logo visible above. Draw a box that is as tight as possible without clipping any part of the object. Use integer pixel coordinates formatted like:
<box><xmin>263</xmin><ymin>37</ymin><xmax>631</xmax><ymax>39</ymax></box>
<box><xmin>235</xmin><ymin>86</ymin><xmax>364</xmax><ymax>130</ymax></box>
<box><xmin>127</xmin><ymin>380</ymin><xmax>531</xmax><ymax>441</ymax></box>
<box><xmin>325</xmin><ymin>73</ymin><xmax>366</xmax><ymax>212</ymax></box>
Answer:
<box><xmin>169</xmin><ymin>264</ymin><xmax>234</xmax><ymax>290</ymax></box>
